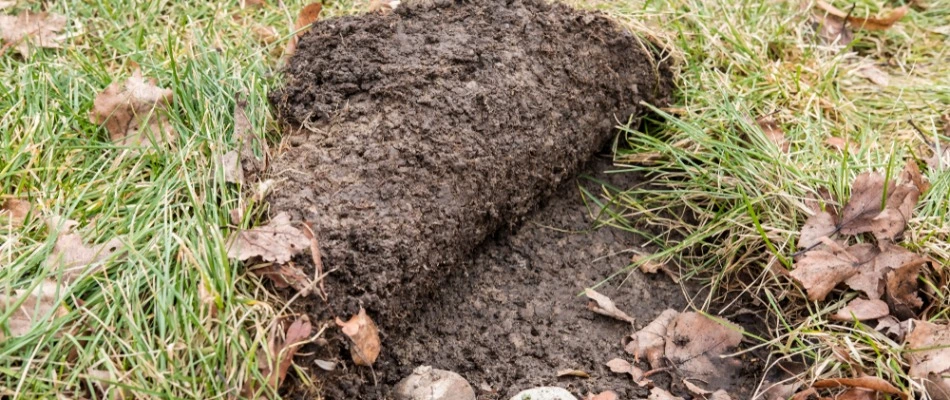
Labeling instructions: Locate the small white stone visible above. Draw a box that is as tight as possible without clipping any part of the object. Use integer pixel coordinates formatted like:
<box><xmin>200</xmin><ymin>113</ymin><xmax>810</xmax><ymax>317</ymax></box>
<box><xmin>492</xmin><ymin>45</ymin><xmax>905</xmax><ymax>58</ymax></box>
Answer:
<box><xmin>509</xmin><ymin>387</ymin><xmax>578</xmax><ymax>400</ymax></box>
<box><xmin>394</xmin><ymin>366</ymin><xmax>476</xmax><ymax>400</ymax></box>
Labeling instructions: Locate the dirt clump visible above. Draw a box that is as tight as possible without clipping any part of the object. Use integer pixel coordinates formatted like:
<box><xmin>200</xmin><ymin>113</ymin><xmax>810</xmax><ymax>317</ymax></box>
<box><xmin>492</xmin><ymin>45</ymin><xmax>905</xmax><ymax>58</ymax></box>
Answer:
<box><xmin>265</xmin><ymin>0</ymin><xmax>674</xmax><ymax>397</ymax></box>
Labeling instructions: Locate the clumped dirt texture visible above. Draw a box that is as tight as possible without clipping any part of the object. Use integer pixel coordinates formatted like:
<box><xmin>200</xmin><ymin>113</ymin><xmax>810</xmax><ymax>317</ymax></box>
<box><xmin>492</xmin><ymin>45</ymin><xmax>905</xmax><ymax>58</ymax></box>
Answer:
<box><xmin>267</xmin><ymin>0</ymin><xmax>676</xmax><ymax>397</ymax></box>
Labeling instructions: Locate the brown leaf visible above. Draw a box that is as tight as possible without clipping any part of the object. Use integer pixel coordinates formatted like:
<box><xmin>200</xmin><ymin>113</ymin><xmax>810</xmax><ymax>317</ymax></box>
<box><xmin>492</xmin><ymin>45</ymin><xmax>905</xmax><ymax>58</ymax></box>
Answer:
<box><xmin>0</xmin><ymin>280</ymin><xmax>69</xmax><ymax>340</ymax></box>
<box><xmin>1</xmin><ymin>198</ymin><xmax>31</xmax><ymax>226</ymax></box>
<box><xmin>874</xmin><ymin>316</ymin><xmax>907</xmax><ymax>339</ymax></box>
<box><xmin>0</xmin><ymin>11</ymin><xmax>66</xmax><ymax>57</ymax></box>
<box><xmin>252</xmin><ymin>24</ymin><xmax>279</xmax><ymax>44</ymax></box>
<box><xmin>906</xmin><ymin>320</ymin><xmax>950</xmax><ymax>400</ymax></box>
<box><xmin>884</xmin><ymin>256</ymin><xmax>928</xmax><ymax>319</ymax></box>
<box><xmin>556</xmin><ymin>369</ymin><xmax>590</xmax><ymax>379</ymax></box>
<box><xmin>798</xmin><ymin>210</ymin><xmax>837</xmax><ymax>249</ymax></box>
<box><xmin>633</xmin><ymin>254</ymin><xmax>664</xmax><ymax>274</ymax></box>
<box><xmin>870</xmin><ymin>183</ymin><xmax>919</xmax><ymax>241</ymax></box>
<box><xmin>89</xmin><ymin>70</ymin><xmax>176</xmax><ymax>147</ymax></box>
<box><xmin>250</xmin><ymin>263</ymin><xmax>312</xmax><ymax>296</ymax></box>
<box><xmin>584</xmin><ymin>391</ymin><xmax>619</xmax><ymax>400</ymax></box>
<box><xmin>901</xmin><ymin>159</ymin><xmax>930</xmax><ymax>194</ymax></box>
<box><xmin>855</xmin><ymin>65</ymin><xmax>890</xmax><ymax>86</ymax></box>
<box><xmin>335</xmin><ymin>307</ymin><xmax>381</xmax><ymax>366</ymax></box>
<box><xmin>791</xmin><ymin>240</ymin><xmax>862</xmax><ymax>301</ymax></box>
<box><xmin>810</xmin><ymin>9</ymin><xmax>853</xmax><ymax>45</ymax></box>
<box><xmin>684</xmin><ymin>379</ymin><xmax>713</xmax><ymax>395</ymax></box>
<box><xmin>844</xmin><ymin>243</ymin><xmax>918</xmax><ymax>299</ymax></box>
<box><xmin>585</xmin><ymin>288</ymin><xmax>635</xmax><ymax>324</ymax></box>
<box><xmin>264</xmin><ymin>315</ymin><xmax>312</xmax><ymax>389</ymax></box>
<box><xmin>43</xmin><ymin>219</ymin><xmax>124</xmax><ymax>280</ymax></box>
<box><xmin>648</xmin><ymin>387</ymin><xmax>685</xmax><ymax>400</ymax></box>
<box><xmin>824</xmin><ymin>137</ymin><xmax>859</xmax><ymax>153</ymax></box>
<box><xmin>664</xmin><ymin>312</ymin><xmax>743</xmax><ymax>382</ymax></box>
<box><xmin>831</xmin><ymin>298</ymin><xmax>889</xmax><ymax>321</ymax></box>
<box><xmin>283</xmin><ymin>3</ymin><xmax>322</xmax><ymax>57</ymax></box>
<box><xmin>627</xmin><ymin>309</ymin><xmax>678</xmax><ymax>366</ymax></box>
<box><xmin>756</xmin><ymin>115</ymin><xmax>789</xmax><ymax>153</ymax></box>
<box><xmin>836</xmin><ymin>388</ymin><xmax>878</xmax><ymax>400</ymax></box>
<box><xmin>838</xmin><ymin>172</ymin><xmax>890</xmax><ymax>236</ymax></box>
<box><xmin>368</xmin><ymin>0</ymin><xmax>400</xmax><ymax>13</ymax></box>
<box><xmin>759</xmin><ymin>381</ymin><xmax>802</xmax><ymax>400</ymax></box>
<box><xmin>790</xmin><ymin>387</ymin><xmax>818</xmax><ymax>400</ymax></box>
<box><xmin>605</xmin><ymin>358</ymin><xmax>651</xmax><ymax>387</ymax></box>
<box><xmin>814</xmin><ymin>2</ymin><xmax>909</xmax><ymax>30</ymax></box>
<box><xmin>220</xmin><ymin>150</ymin><xmax>244</xmax><ymax>185</ymax></box>
<box><xmin>812</xmin><ymin>376</ymin><xmax>906</xmax><ymax>399</ymax></box>
<box><xmin>226</xmin><ymin>212</ymin><xmax>311</xmax><ymax>264</ymax></box>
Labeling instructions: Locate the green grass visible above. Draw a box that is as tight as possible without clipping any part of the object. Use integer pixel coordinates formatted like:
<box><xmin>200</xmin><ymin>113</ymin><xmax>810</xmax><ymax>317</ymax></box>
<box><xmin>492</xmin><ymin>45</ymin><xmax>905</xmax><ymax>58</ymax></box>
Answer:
<box><xmin>2</xmin><ymin>0</ymin><xmax>948</xmax><ymax>398</ymax></box>
<box><xmin>569</xmin><ymin>0</ymin><xmax>950</xmax><ymax>396</ymax></box>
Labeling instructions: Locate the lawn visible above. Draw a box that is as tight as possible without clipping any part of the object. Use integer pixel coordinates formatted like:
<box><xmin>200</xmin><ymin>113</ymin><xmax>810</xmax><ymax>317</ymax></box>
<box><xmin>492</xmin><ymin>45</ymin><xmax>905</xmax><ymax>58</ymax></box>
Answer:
<box><xmin>1</xmin><ymin>0</ymin><xmax>948</xmax><ymax>398</ymax></box>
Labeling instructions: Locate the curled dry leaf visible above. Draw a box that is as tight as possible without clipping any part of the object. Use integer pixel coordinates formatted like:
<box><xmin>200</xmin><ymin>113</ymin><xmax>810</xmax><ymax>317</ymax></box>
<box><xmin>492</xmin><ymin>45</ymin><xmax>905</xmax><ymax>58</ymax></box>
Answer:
<box><xmin>837</xmin><ymin>171</ymin><xmax>920</xmax><ymax>242</ymax></box>
<box><xmin>90</xmin><ymin>70</ymin><xmax>176</xmax><ymax>147</ymax></box>
<box><xmin>0</xmin><ymin>280</ymin><xmax>69</xmax><ymax>340</ymax></box>
<box><xmin>884</xmin><ymin>256</ymin><xmax>928</xmax><ymax>320</ymax></box>
<box><xmin>626</xmin><ymin>308</ymin><xmax>678</xmax><ymax>366</ymax></box>
<box><xmin>874</xmin><ymin>316</ymin><xmax>907</xmax><ymax>340</ymax></box>
<box><xmin>812</xmin><ymin>376</ymin><xmax>906</xmax><ymax>399</ymax></box>
<box><xmin>755</xmin><ymin>115</ymin><xmax>789</xmax><ymax>153</ymax></box>
<box><xmin>263</xmin><ymin>315</ymin><xmax>312</xmax><ymax>389</ymax></box>
<box><xmin>43</xmin><ymin>218</ymin><xmax>124</xmax><ymax>281</ymax></box>
<box><xmin>906</xmin><ymin>320</ymin><xmax>950</xmax><ymax>399</ymax></box>
<box><xmin>0</xmin><ymin>11</ymin><xmax>66</xmax><ymax>57</ymax></box>
<box><xmin>335</xmin><ymin>307</ymin><xmax>381</xmax><ymax>366</ymax></box>
<box><xmin>605</xmin><ymin>358</ymin><xmax>651</xmax><ymax>387</ymax></box>
<box><xmin>249</xmin><ymin>263</ymin><xmax>312</xmax><ymax>296</ymax></box>
<box><xmin>901</xmin><ymin>159</ymin><xmax>930</xmax><ymax>194</ymax></box>
<box><xmin>314</xmin><ymin>359</ymin><xmax>337</xmax><ymax>371</ymax></box>
<box><xmin>831</xmin><ymin>298</ymin><xmax>889</xmax><ymax>321</ymax></box>
<box><xmin>790</xmin><ymin>239</ymin><xmax>862</xmax><ymax>301</ymax></box>
<box><xmin>584</xmin><ymin>288</ymin><xmax>635</xmax><ymax>324</ymax></box>
<box><xmin>220</xmin><ymin>150</ymin><xmax>244</xmax><ymax>185</ymax></box>
<box><xmin>226</xmin><ymin>212</ymin><xmax>311</xmax><ymax>264</ymax></box>
<box><xmin>283</xmin><ymin>3</ymin><xmax>322</xmax><ymax>57</ymax></box>
<box><xmin>1</xmin><ymin>198</ymin><xmax>31</xmax><ymax>226</ymax></box>
<box><xmin>556</xmin><ymin>369</ymin><xmax>590</xmax><ymax>379</ymax></box>
<box><xmin>824</xmin><ymin>137</ymin><xmax>859</xmax><ymax>153</ymax></box>
<box><xmin>633</xmin><ymin>254</ymin><xmax>664</xmax><ymax>274</ymax></box>
<box><xmin>664</xmin><ymin>312</ymin><xmax>744</xmax><ymax>382</ymax></box>
<box><xmin>813</xmin><ymin>1</ymin><xmax>909</xmax><ymax>31</ymax></box>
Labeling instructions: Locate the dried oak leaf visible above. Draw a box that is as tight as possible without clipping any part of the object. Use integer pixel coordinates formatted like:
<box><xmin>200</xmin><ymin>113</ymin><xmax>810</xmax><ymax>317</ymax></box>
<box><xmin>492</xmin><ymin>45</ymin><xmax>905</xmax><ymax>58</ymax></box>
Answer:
<box><xmin>283</xmin><ymin>2</ymin><xmax>321</xmax><ymax>57</ymax></box>
<box><xmin>906</xmin><ymin>320</ymin><xmax>950</xmax><ymax>400</ymax></box>
<box><xmin>43</xmin><ymin>218</ymin><xmax>124</xmax><ymax>281</ymax></box>
<box><xmin>0</xmin><ymin>11</ymin><xmax>66</xmax><ymax>57</ymax></box>
<box><xmin>664</xmin><ymin>312</ymin><xmax>744</xmax><ymax>382</ymax></box>
<box><xmin>226</xmin><ymin>212</ymin><xmax>310</xmax><ymax>264</ymax></box>
<box><xmin>585</xmin><ymin>288</ymin><xmax>635</xmax><ymax>324</ymax></box>
<box><xmin>1</xmin><ymin>198</ymin><xmax>31</xmax><ymax>226</ymax></box>
<box><xmin>756</xmin><ymin>115</ymin><xmax>789</xmax><ymax>153</ymax></box>
<box><xmin>605</xmin><ymin>358</ymin><xmax>650</xmax><ymax>387</ymax></box>
<box><xmin>790</xmin><ymin>240</ymin><xmax>863</xmax><ymax>301</ymax></box>
<box><xmin>626</xmin><ymin>308</ymin><xmax>678</xmax><ymax>366</ymax></box>
<box><xmin>812</xmin><ymin>376</ymin><xmax>906</xmax><ymax>399</ymax></box>
<box><xmin>336</xmin><ymin>307</ymin><xmax>381</xmax><ymax>366</ymax></box>
<box><xmin>831</xmin><ymin>298</ymin><xmax>889</xmax><ymax>321</ymax></box>
<box><xmin>814</xmin><ymin>1</ymin><xmax>909</xmax><ymax>31</ymax></box>
<box><xmin>90</xmin><ymin>70</ymin><xmax>176</xmax><ymax>147</ymax></box>
<box><xmin>0</xmin><ymin>280</ymin><xmax>68</xmax><ymax>340</ymax></box>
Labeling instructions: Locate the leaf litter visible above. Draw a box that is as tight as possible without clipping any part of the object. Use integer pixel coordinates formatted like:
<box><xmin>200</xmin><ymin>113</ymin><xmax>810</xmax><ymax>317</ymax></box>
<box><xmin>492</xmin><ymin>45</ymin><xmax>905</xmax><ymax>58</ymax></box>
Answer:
<box><xmin>906</xmin><ymin>320</ymin><xmax>950</xmax><ymax>399</ymax></box>
<box><xmin>89</xmin><ymin>70</ymin><xmax>176</xmax><ymax>147</ymax></box>
<box><xmin>0</xmin><ymin>10</ymin><xmax>66</xmax><ymax>56</ymax></box>
<box><xmin>584</xmin><ymin>288</ymin><xmax>635</xmax><ymax>324</ymax></box>
<box><xmin>335</xmin><ymin>306</ymin><xmax>381</xmax><ymax>366</ymax></box>
<box><xmin>226</xmin><ymin>212</ymin><xmax>310</xmax><ymax>264</ymax></box>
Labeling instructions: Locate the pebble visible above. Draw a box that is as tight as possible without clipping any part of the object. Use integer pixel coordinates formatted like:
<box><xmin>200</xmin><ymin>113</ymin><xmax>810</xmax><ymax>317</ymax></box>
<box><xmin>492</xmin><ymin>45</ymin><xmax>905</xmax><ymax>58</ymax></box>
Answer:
<box><xmin>509</xmin><ymin>387</ymin><xmax>578</xmax><ymax>400</ymax></box>
<box><xmin>393</xmin><ymin>366</ymin><xmax>476</xmax><ymax>400</ymax></box>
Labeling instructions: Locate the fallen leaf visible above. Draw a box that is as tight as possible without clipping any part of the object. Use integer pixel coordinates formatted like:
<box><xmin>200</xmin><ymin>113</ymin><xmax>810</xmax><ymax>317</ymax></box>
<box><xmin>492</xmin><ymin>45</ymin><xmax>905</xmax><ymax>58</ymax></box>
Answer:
<box><xmin>605</xmin><ymin>358</ymin><xmax>651</xmax><ymax>387</ymax></box>
<box><xmin>0</xmin><ymin>11</ymin><xmax>66</xmax><ymax>57</ymax></box>
<box><xmin>556</xmin><ymin>369</ymin><xmax>590</xmax><ymax>379</ymax></box>
<box><xmin>1</xmin><ymin>198</ymin><xmax>31</xmax><ymax>226</ymax></box>
<box><xmin>584</xmin><ymin>391</ymin><xmax>618</xmax><ymax>400</ymax></box>
<box><xmin>0</xmin><ymin>280</ymin><xmax>69</xmax><ymax>340</ymax></box>
<box><xmin>220</xmin><ymin>150</ymin><xmax>244</xmax><ymax>185</ymax></box>
<box><xmin>824</xmin><ymin>137</ymin><xmax>859</xmax><ymax>153</ymax></box>
<box><xmin>626</xmin><ymin>308</ymin><xmax>678</xmax><ymax>366</ymax></box>
<box><xmin>906</xmin><ymin>320</ymin><xmax>950</xmax><ymax>399</ymax></box>
<box><xmin>89</xmin><ymin>70</ymin><xmax>176</xmax><ymax>147</ymax></box>
<box><xmin>790</xmin><ymin>239</ymin><xmax>862</xmax><ymax>301</ymax></box>
<box><xmin>831</xmin><ymin>298</ymin><xmax>889</xmax><ymax>321</ymax></box>
<box><xmin>368</xmin><ymin>0</ymin><xmax>400</xmax><ymax>13</ymax></box>
<box><xmin>226</xmin><ymin>212</ymin><xmax>311</xmax><ymax>264</ymax></box>
<box><xmin>684</xmin><ymin>379</ymin><xmax>713</xmax><ymax>395</ymax></box>
<box><xmin>585</xmin><ymin>288</ymin><xmax>635</xmax><ymax>324</ymax></box>
<box><xmin>664</xmin><ymin>312</ymin><xmax>744</xmax><ymax>382</ymax></box>
<box><xmin>710</xmin><ymin>391</ymin><xmax>733</xmax><ymax>400</ymax></box>
<box><xmin>798</xmin><ymin>210</ymin><xmax>837</xmax><ymax>249</ymax></box>
<box><xmin>901</xmin><ymin>159</ymin><xmax>930</xmax><ymax>194</ymax></box>
<box><xmin>648</xmin><ymin>387</ymin><xmax>685</xmax><ymax>400</ymax></box>
<box><xmin>632</xmin><ymin>254</ymin><xmax>665</xmax><ymax>274</ymax></box>
<box><xmin>283</xmin><ymin>2</ymin><xmax>322</xmax><ymax>57</ymax></box>
<box><xmin>884</xmin><ymin>256</ymin><xmax>928</xmax><ymax>319</ymax></box>
<box><xmin>814</xmin><ymin>2</ymin><xmax>909</xmax><ymax>31</ymax></box>
<box><xmin>758</xmin><ymin>381</ymin><xmax>802</xmax><ymax>400</ymax></box>
<box><xmin>810</xmin><ymin>9</ymin><xmax>853</xmax><ymax>45</ymax></box>
<box><xmin>756</xmin><ymin>115</ymin><xmax>790</xmax><ymax>153</ymax></box>
<box><xmin>250</xmin><ymin>263</ymin><xmax>312</xmax><ymax>296</ymax></box>
<box><xmin>870</xmin><ymin>183</ymin><xmax>919</xmax><ymax>241</ymax></box>
<box><xmin>838</xmin><ymin>172</ymin><xmax>891</xmax><ymax>236</ymax></box>
<box><xmin>790</xmin><ymin>388</ymin><xmax>818</xmax><ymax>400</ymax></box>
<box><xmin>335</xmin><ymin>307</ymin><xmax>381</xmax><ymax>366</ymax></box>
<box><xmin>812</xmin><ymin>376</ymin><xmax>906</xmax><ymax>399</ymax></box>
<box><xmin>314</xmin><ymin>359</ymin><xmax>336</xmax><ymax>371</ymax></box>
<box><xmin>264</xmin><ymin>315</ymin><xmax>312</xmax><ymax>389</ymax></box>
<box><xmin>874</xmin><ymin>316</ymin><xmax>907</xmax><ymax>339</ymax></box>
<box><xmin>252</xmin><ymin>24</ymin><xmax>279</xmax><ymax>44</ymax></box>
<box><xmin>856</xmin><ymin>65</ymin><xmax>890</xmax><ymax>86</ymax></box>
<box><xmin>835</xmin><ymin>388</ymin><xmax>879</xmax><ymax>400</ymax></box>
<box><xmin>43</xmin><ymin>219</ymin><xmax>124</xmax><ymax>280</ymax></box>
<box><xmin>844</xmin><ymin>243</ymin><xmax>919</xmax><ymax>300</ymax></box>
